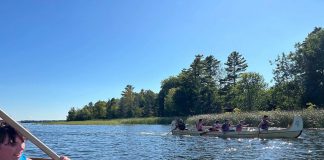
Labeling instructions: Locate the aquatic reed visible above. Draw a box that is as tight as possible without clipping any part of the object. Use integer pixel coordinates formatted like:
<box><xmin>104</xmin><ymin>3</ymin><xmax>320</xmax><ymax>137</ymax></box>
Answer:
<box><xmin>42</xmin><ymin>110</ymin><xmax>323</xmax><ymax>128</ymax></box>
<box><xmin>186</xmin><ymin>109</ymin><xmax>324</xmax><ymax>128</ymax></box>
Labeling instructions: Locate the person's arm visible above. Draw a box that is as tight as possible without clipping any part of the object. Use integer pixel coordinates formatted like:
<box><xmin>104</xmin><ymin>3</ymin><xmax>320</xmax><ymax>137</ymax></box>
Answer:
<box><xmin>268</xmin><ymin>120</ymin><xmax>274</xmax><ymax>125</ymax></box>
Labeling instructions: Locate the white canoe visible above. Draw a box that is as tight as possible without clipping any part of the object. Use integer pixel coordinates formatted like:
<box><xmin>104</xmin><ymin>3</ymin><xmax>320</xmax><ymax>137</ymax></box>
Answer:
<box><xmin>172</xmin><ymin>116</ymin><xmax>303</xmax><ymax>138</ymax></box>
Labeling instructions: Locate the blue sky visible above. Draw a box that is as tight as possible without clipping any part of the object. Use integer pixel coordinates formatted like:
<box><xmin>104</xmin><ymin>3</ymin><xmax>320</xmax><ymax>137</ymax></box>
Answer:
<box><xmin>1</xmin><ymin>0</ymin><xmax>324</xmax><ymax>120</ymax></box>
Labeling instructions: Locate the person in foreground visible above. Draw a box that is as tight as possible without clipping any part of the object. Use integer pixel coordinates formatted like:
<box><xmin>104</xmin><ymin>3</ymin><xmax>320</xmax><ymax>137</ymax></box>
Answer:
<box><xmin>0</xmin><ymin>122</ymin><xmax>70</xmax><ymax>160</ymax></box>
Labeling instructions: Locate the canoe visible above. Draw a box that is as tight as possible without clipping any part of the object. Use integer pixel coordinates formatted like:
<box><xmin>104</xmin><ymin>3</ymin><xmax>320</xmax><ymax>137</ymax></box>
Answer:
<box><xmin>172</xmin><ymin>116</ymin><xmax>303</xmax><ymax>138</ymax></box>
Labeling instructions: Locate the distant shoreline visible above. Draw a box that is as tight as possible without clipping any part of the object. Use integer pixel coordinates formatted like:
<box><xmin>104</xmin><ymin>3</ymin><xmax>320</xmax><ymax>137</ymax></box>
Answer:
<box><xmin>20</xmin><ymin>120</ymin><xmax>66</xmax><ymax>123</ymax></box>
<box><xmin>22</xmin><ymin>117</ymin><xmax>175</xmax><ymax>125</ymax></box>
<box><xmin>21</xmin><ymin>109</ymin><xmax>324</xmax><ymax>129</ymax></box>
<box><xmin>23</xmin><ymin>109</ymin><xmax>324</xmax><ymax>128</ymax></box>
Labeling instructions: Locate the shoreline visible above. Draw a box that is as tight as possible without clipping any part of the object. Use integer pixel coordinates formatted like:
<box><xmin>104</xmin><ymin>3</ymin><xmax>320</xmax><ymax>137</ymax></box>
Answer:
<box><xmin>24</xmin><ymin>110</ymin><xmax>324</xmax><ymax>128</ymax></box>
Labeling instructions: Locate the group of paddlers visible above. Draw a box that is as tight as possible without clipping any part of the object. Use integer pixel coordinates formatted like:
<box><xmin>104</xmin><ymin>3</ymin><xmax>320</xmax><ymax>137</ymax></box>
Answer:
<box><xmin>173</xmin><ymin>115</ymin><xmax>273</xmax><ymax>132</ymax></box>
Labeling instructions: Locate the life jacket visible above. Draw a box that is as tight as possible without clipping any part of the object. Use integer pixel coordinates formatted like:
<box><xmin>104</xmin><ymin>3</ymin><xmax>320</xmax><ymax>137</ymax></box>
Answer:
<box><xmin>213</xmin><ymin>123</ymin><xmax>221</xmax><ymax>129</ymax></box>
<box><xmin>19</xmin><ymin>153</ymin><xmax>27</xmax><ymax>160</ymax></box>
<box><xmin>178</xmin><ymin>121</ymin><xmax>186</xmax><ymax>130</ymax></box>
<box><xmin>261</xmin><ymin>120</ymin><xmax>269</xmax><ymax>130</ymax></box>
<box><xmin>222</xmin><ymin>123</ymin><xmax>230</xmax><ymax>131</ymax></box>
<box><xmin>196</xmin><ymin>122</ymin><xmax>203</xmax><ymax>131</ymax></box>
<box><xmin>236</xmin><ymin>124</ymin><xmax>242</xmax><ymax>132</ymax></box>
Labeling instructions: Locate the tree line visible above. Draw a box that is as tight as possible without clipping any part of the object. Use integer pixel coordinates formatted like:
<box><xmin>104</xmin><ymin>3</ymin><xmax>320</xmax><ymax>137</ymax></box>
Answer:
<box><xmin>67</xmin><ymin>27</ymin><xmax>324</xmax><ymax>121</ymax></box>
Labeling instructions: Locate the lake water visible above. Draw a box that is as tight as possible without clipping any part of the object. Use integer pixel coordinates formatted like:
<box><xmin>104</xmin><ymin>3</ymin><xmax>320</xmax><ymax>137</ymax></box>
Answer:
<box><xmin>22</xmin><ymin>124</ymin><xmax>323</xmax><ymax>160</ymax></box>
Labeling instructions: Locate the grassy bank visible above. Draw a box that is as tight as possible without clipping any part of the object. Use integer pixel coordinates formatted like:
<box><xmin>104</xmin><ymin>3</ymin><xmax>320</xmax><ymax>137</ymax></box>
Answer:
<box><xmin>42</xmin><ymin>109</ymin><xmax>323</xmax><ymax>128</ymax></box>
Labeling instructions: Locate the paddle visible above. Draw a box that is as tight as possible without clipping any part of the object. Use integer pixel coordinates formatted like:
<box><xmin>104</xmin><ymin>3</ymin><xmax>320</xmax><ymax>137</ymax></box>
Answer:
<box><xmin>199</xmin><ymin>129</ymin><xmax>210</xmax><ymax>136</ymax></box>
<box><xmin>0</xmin><ymin>108</ymin><xmax>60</xmax><ymax>160</ymax></box>
<box><xmin>167</xmin><ymin>129</ymin><xmax>174</xmax><ymax>135</ymax></box>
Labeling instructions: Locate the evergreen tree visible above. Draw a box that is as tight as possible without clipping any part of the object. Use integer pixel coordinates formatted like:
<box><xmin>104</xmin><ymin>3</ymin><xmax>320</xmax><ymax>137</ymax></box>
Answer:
<box><xmin>67</xmin><ymin>107</ymin><xmax>77</xmax><ymax>121</ymax></box>
<box><xmin>223</xmin><ymin>51</ymin><xmax>248</xmax><ymax>86</ymax></box>
<box><xmin>201</xmin><ymin>55</ymin><xmax>222</xmax><ymax>113</ymax></box>
<box><xmin>106</xmin><ymin>98</ymin><xmax>120</xmax><ymax>119</ymax></box>
<box><xmin>120</xmin><ymin>85</ymin><xmax>136</xmax><ymax>117</ymax></box>
<box><xmin>221</xmin><ymin>51</ymin><xmax>248</xmax><ymax>108</ymax></box>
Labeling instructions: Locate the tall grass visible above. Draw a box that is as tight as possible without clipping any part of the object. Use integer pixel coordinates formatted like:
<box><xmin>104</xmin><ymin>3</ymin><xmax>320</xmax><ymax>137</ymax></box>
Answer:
<box><xmin>186</xmin><ymin>109</ymin><xmax>324</xmax><ymax>128</ymax></box>
<box><xmin>43</xmin><ymin>110</ymin><xmax>324</xmax><ymax>128</ymax></box>
<box><xmin>43</xmin><ymin>117</ymin><xmax>175</xmax><ymax>125</ymax></box>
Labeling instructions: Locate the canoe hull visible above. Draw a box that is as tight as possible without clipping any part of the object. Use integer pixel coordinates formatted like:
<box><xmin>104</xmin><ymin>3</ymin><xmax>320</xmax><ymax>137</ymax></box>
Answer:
<box><xmin>172</xmin><ymin>116</ymin><xmax>303</xmax><ymax>138</ymax></box>
<box><xmin>172</xmin><ymin>129</ymin><xmax>302</xmax><ymax>138</ymax></box>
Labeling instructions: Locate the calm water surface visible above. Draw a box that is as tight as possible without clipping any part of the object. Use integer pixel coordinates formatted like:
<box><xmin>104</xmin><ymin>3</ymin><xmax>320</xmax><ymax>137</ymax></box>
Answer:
<box><xmin>23</xmin><ymin>124</ymin><xmax>323</xmax><ymax>160</ymax></box>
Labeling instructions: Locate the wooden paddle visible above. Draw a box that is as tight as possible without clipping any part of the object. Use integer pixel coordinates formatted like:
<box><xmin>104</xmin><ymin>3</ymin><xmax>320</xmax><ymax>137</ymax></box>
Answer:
<box><xmin>0</xmin><ymin>108</ymin><xmax>60</xmax><ymax>160</ymax></box>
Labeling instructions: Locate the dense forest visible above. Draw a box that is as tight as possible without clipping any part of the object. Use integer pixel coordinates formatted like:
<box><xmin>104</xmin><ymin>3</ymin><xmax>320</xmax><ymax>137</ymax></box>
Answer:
<box><xmin>67</xmin><ymin>27</ymin><xmax>324</xmax><ymax>121</ymax></box>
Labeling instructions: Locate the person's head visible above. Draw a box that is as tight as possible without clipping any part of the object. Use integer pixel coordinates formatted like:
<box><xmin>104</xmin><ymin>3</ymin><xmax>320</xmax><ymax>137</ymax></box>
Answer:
<box><xmin>225</xmin><ymin>119</ymin><xmax>229</xmax><ymax>124</ymax></box>
<box><xmin>215</xmin><ymin>120</ymin><xmax>219</xmax><ymax>124</ymax></box>
<box><xmin>178</xmin><ymin>119</ymin><xmax>184</xmax><ymax>124</ymax></box>
<box><xmin>0</xmin><ymin>122</ymin><xmax>26</xmax><ymax>160</ymax></box>
<box><xmin>199</xmin><ymin>119</ymin><xmax>202</xmax><ymax>122</ymax></box>
<box><xmin>263</xmin><ymin>115</ymin><xmax>269</xmax><ymax>120</ymax></box>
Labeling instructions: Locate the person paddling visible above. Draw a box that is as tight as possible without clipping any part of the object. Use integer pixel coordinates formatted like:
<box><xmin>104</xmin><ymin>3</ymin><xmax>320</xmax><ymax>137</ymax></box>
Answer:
<box><xmin>236</xmin><ymin>120</ymin><xmax>249</xmax><ymax>132</ymax></box>
<box><xmin>174</xmin><ymin>118</ymin><xmax>186</xmax><ymax>130</ymax></box>
<box><xmin>258</xmin><ymin>115</ymin><xmax>273</xmax><ymax>131</ymax></box>
<box><xmin>222</xmin><ymin>119</ymin><xmax>234</xmax><ymax>132</ymax></box>
<box><xmin>209</xmin><ymin>120</ymin><xmax>221</xmax><ymax>131</ymax></box>
<box><xmin>196</xmin><ymin>119</ymin><xmax>204</xmax><ymax>131</ymax></box>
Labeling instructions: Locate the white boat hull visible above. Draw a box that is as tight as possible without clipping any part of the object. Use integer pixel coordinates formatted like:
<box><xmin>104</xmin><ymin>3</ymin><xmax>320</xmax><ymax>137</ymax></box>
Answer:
<box><xmin>172</xmin><ymin>116</ymin><xmax>303</xmax><ymax>138</ymax></box>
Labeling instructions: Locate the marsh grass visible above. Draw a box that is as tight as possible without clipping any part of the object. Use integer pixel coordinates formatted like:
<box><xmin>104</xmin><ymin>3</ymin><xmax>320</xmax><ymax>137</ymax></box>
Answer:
<box><xmin>43</xmin><ymin>110</ymin><xmax>323</xmax><ymax>128</ymax></box>
<box><xmin>43</xmin><ymin>117</ymin><xmax>175</xmax><ymax>125</ymax></box>
<box><xmin>186</xmin><ymin>109</ymin><xmax>324</xmax><ymax>128</ymax></box>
